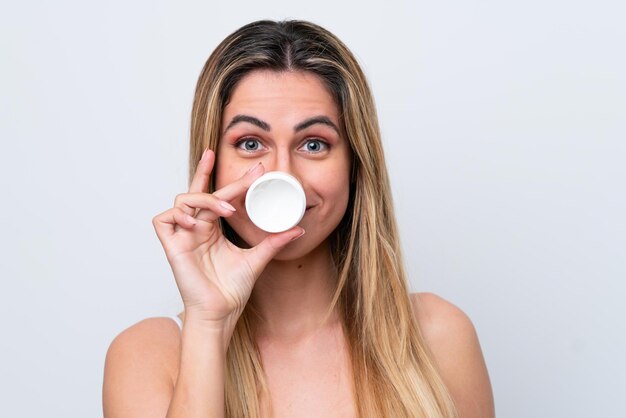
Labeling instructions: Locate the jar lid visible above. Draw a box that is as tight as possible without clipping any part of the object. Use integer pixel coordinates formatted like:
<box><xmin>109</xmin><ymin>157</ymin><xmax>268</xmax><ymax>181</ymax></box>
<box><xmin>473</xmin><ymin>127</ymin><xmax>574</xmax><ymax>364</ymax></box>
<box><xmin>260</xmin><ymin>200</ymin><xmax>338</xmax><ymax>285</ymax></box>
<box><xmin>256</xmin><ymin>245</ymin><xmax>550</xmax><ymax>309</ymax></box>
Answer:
<box><xmin>245</xmin><ymin>171</ymin><xmax>306</xmax><ymax>233</ymax></box>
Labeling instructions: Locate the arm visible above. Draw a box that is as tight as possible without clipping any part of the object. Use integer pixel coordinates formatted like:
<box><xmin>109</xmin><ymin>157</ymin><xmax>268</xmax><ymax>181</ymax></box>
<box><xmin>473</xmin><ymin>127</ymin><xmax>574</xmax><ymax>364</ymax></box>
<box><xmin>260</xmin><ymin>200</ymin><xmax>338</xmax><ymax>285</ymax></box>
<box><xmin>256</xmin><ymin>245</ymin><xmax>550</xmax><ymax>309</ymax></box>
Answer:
<box><xmin>104</xmin><ymin>150</ymin><xmax>302</xmax><ymax>417</ymax></box>
<box><xmin>411</xmin><ymin>292</ymin><xmax>495</xmax><ymax>418</ymax></box>
<box><xmin>165</xmin><ymin>318</ymin><xmax>228</xmax><ymax>418</ymax></box>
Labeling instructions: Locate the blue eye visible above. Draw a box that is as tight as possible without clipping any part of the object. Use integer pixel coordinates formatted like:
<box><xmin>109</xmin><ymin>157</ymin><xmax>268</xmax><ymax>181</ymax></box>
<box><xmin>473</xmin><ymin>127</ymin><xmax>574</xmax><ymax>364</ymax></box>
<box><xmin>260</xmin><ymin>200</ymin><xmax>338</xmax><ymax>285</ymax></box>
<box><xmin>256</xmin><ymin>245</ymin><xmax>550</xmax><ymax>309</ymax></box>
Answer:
<box><xmin>236</xmin><ymin>138</ymin><xmax>262</xmax><ymax>152</ymax></box>
<box><xmin>301</xmin><ymin>139</ymin><xmax>328</xmax><ymax>153</ymax></box>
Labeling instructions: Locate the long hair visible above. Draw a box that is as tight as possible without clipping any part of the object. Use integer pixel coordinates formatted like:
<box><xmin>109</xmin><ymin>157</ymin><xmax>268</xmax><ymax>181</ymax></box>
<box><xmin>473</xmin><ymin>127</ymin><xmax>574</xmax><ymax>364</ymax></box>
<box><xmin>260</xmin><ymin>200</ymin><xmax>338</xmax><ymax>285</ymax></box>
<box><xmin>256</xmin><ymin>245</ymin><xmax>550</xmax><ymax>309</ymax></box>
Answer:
<box><xmin>187</xmin><ymin>19</ymin><xmax>458</xmax><ymax>418</ymax></box>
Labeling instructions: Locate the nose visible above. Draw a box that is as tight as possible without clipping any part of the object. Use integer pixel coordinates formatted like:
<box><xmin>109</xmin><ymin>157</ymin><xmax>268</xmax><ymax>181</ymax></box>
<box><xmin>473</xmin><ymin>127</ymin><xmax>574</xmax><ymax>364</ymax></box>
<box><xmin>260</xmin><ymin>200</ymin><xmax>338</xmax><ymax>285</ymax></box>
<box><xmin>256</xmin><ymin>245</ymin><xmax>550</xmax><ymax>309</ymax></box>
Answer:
<box><xmin>264</xmin><ymin>146</ymin><xmax>299</xmax><ymax>178</ymax></box>
<box><xmin>261</xmin><ymin>145</ymin><xmax>309</xmax><ymax>207</ymax></box>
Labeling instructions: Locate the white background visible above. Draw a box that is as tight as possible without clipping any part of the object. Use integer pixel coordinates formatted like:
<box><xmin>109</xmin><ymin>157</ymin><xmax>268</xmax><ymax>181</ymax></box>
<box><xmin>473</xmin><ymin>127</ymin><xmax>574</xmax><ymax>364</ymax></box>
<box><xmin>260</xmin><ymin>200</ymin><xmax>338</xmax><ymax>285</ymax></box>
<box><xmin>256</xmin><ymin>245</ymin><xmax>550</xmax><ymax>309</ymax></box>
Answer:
<box><xmin>1</xmin><ymin>1</ymin><xmax>624</xmax><ymax>416</ymax></box>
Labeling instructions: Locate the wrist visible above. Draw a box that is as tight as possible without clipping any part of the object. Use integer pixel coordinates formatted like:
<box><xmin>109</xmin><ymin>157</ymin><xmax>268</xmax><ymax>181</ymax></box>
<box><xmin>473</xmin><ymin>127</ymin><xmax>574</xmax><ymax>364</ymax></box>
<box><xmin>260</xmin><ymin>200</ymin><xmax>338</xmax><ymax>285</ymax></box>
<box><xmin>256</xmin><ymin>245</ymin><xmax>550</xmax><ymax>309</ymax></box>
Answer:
<box><xmin>182</xmin><ymin>311</ymin><xmax>236</xmax><ymax>349</ymax></box>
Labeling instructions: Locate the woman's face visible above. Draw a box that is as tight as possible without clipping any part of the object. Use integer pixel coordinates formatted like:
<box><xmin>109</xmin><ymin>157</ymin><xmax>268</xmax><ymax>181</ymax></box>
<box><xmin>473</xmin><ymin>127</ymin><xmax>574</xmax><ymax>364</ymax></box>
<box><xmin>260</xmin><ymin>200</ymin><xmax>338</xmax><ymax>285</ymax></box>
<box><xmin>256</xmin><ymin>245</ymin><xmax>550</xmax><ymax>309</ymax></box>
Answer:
<box><xmin>215</xmin><ymin>69</ymin><xmax>352</xmax><ymax>260</ymax></box>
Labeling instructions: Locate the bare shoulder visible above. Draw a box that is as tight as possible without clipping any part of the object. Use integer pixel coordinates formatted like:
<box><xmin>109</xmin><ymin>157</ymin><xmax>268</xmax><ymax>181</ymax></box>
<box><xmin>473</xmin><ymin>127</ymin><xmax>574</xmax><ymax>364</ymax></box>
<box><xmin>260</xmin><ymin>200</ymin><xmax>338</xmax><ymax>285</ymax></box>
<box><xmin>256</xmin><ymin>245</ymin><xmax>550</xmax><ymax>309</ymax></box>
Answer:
<box><xmin>105</xmin><ymin>317</ymin><xmax>182</xmax><ymax>377</ymax></box>
<box><xmin>409</xmin><ymin>292</ymin><xmax>473</xmax><ymax>342</ymax></box>
<box><xmin>103</xmin><ymin>317</ymin><xmax>182</xmax><ymax>417</ymax></box>
<box><xmin>409</xmin><ymin>292</ymin><xmax>495</xmax><ymax>418</ymax></box>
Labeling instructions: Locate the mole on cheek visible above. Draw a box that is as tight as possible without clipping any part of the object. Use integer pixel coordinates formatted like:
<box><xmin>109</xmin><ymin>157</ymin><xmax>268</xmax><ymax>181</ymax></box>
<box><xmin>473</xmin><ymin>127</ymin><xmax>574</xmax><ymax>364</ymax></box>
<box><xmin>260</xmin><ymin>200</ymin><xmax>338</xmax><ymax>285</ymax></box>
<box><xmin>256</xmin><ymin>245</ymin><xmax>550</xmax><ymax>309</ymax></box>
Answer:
<box><xmin>298</xmin><ymin>265</ymin><xmax>303</xmax><ymax>269</ymax></box>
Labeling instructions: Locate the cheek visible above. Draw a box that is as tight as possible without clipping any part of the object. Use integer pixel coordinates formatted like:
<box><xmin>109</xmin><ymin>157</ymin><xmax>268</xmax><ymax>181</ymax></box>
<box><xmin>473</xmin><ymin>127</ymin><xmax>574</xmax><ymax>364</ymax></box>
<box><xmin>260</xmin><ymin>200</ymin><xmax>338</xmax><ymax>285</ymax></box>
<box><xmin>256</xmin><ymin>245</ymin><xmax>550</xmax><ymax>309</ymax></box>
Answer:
<box><xmin>214</xmin><ymin>159</ymin><xmax>240</xmax><ymax>191</ymax></box>
<box><xmin>214</xmin><ymin>160</ymin><xmax>252</xmax><ymax>221</ymax></box>
<box><xmin>314</xmin><ymin>172</ymin><xmax>351</xmax><ymax>213</ymax></box>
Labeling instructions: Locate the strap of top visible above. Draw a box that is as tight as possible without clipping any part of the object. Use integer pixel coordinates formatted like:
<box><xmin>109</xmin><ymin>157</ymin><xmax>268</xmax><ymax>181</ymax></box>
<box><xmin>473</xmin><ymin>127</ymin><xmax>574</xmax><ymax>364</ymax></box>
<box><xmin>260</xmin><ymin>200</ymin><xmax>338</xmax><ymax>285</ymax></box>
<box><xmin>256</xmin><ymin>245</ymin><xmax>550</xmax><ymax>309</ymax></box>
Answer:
<box><xmin>169</xmin><ymin>315</ymin><xmax>183</xmax><ymax>330</ymax></box>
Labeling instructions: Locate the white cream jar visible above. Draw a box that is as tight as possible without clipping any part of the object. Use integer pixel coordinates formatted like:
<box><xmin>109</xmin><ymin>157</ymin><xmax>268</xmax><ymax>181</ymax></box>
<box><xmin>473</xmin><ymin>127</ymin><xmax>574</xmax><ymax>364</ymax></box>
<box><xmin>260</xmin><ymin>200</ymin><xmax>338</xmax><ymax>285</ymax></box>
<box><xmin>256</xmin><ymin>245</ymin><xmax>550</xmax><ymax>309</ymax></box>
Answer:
<box><xmin>245</xmin><ymin>171</ymin><xmax>306</xmax><ymax>233</ymax></box>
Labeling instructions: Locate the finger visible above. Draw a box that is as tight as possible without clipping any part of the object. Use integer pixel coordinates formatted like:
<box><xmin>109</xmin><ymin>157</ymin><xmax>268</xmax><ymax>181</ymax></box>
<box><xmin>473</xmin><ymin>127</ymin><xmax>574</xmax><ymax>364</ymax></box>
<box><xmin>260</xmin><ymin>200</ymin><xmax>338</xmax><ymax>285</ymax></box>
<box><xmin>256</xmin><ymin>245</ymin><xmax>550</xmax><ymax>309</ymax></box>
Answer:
<box><xmin>152</xmin><ymin>207</ymin><xmax>199</xmax><ymax>240</ymax></box>
<box><xmin>195</xmin><ymin>161</ymin><xmax>264</xmax><ymax>221</ymax></box>
<box><xmin>246</xmin><ymin>227</ymin><xmax>306</xmax><ymax>274</ymax></box>
<box><xmin>212</xmin><ymin>161</ymin><xmax>264</xmax><ymax>202</ymax></box>
<box><xmin>189</xmin><ymin>148</ymin><xmax>215</xmax><ymax>194</ymax></box>
<box><xmin>174</xmin><ymin>192</ymin><xmax>236</xmax><ymax>222</ymax></box>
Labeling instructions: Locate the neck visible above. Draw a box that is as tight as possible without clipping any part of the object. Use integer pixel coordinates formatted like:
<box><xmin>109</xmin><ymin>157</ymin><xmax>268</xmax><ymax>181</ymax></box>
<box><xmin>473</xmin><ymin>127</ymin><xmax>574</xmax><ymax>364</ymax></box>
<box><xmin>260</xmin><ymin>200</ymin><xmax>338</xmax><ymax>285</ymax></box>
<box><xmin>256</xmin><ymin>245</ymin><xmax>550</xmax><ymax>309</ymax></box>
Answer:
<box><xmin>249</xmin><ymin>240</ymin><xmax>341</xmax><ymax>343</ymax></box>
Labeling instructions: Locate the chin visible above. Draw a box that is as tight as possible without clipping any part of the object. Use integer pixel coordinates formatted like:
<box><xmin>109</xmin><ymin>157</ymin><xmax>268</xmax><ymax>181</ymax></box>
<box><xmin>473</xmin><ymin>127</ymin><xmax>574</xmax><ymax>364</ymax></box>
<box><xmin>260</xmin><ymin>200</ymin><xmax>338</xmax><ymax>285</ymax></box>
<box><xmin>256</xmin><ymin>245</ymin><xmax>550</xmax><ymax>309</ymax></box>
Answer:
<box><xmin>224</xmin><ymin>222</ymin><xmax>328</xmax><ymax>261</ymax></box>
<box><xmin>270</xmin><ymin>238</ymin><xmax>323</xmax><ymax>261</ymax></box>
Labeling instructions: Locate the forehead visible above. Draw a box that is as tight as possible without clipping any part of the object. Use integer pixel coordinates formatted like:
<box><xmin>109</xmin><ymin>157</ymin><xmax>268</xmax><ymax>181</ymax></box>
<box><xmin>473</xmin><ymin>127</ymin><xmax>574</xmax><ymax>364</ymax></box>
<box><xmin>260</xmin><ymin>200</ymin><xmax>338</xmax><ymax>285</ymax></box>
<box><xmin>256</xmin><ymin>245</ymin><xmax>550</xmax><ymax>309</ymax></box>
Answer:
<box><xmin>223</xmin><ymin>70</ymin><xmax>339</xmax><ymax>123</ymax></box>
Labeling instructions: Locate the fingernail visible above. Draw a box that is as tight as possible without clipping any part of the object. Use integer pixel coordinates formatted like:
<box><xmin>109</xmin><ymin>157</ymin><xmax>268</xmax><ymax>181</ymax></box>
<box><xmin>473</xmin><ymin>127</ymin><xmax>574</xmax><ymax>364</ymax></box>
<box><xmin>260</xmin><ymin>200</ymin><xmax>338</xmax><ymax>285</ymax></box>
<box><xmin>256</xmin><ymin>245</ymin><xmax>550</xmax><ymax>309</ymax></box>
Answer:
<box><xmin>186</xmin><ymin>214</ymin><xmax>197</xmax><ymax>225</ymax></box>
<box><xmin>201</xmin><ymin>146</ymin><xmax>209</xmax><ymax>160</ymax></box>
<box><xmin>246</xmin><ymin>162</ymin><xmax>262</xmax><ymax>174</ymax></box>
<box><xmin>290</xmin><ymin>228</ymin><xmax>306</xmax><ymax>241</ymax></box>
<box><xmin>219</xmin><ymin>201</ymin><xmax>236</xmax><ymax>211</ymax></box>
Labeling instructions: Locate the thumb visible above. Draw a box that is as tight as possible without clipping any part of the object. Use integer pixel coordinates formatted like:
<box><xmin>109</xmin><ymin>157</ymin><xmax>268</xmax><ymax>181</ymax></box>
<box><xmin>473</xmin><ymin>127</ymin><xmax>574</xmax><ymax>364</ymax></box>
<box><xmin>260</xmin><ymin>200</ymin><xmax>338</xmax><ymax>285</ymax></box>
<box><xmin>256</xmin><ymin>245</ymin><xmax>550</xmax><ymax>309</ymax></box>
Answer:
<box><xmin>247</xmin><ymin>227</ymin><xmax>306</xmax><ymax>273</ymax></box>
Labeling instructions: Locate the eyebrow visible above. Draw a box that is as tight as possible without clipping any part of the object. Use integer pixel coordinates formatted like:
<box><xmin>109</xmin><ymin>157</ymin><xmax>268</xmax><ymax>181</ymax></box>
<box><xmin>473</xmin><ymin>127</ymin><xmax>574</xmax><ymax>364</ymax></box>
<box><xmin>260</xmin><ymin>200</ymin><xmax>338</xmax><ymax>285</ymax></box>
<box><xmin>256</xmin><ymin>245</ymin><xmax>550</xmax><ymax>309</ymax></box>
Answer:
<box><xmin>222</xmin><ymin>114</ymin><xmax>340</xmax><ymax>135</ymax></box>
<box><xmin>295</xmin><ymin>116</ymin><xmax>340</xmax><ymax>134</ymax></box>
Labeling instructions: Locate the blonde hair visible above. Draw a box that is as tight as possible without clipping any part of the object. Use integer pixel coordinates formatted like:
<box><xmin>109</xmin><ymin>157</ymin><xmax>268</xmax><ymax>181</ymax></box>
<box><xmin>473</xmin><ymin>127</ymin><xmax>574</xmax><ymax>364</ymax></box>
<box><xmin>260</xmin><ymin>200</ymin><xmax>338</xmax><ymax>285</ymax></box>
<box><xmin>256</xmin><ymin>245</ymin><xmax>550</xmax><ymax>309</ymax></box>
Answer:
<box><xmin>187</xmin><ymin>20</ymin><xmax>458</xmax><ymax>418</ymax></box>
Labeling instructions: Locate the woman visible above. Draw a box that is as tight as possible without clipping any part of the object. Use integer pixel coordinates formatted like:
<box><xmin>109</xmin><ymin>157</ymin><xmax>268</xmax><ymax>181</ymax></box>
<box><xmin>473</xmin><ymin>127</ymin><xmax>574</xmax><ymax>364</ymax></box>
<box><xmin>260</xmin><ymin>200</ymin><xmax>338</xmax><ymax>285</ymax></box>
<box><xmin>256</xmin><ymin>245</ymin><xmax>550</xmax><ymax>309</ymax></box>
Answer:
<box><xmin>103</xmin><ymin>20</ymin><xmax>494</xmax><ymax>418</ymax></box>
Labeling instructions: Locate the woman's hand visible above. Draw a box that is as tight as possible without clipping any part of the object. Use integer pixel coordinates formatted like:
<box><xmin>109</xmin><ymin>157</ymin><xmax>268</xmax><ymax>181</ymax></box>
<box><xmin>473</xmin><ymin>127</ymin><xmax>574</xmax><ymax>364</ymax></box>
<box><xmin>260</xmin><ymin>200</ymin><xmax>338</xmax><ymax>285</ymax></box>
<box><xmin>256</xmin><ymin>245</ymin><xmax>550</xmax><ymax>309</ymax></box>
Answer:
<box><xmin>152</xmin><ymin>148</ymin><xmax>304</xmax><ymax>333</ymax></box>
